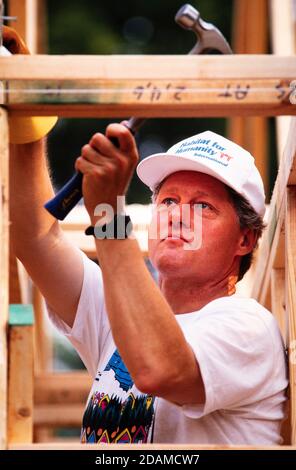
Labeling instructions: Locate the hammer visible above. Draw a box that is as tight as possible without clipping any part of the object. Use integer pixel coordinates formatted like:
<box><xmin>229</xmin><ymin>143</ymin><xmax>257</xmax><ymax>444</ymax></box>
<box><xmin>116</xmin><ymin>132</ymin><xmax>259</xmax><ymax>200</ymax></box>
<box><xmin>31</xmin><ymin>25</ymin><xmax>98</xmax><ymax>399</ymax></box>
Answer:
<box><xmin>45</xmin><ymin>3</ymin><xmax>232</xmax><ymax>220</ymax></box>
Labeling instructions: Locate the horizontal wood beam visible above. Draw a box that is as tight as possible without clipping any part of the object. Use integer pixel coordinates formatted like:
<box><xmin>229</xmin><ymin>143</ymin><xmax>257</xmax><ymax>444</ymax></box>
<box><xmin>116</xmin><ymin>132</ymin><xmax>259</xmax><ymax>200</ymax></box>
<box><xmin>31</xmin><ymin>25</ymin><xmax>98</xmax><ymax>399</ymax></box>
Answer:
<box><xmin>34</xmin><ymin>404</ymin><xmax>85</xmax><ymax>428</ymax></box>
<box><xmin>34</xmin><ymin>372</ymin><xmax>91</xmax><ymax>405</ymax></box>
<box><xmin>8</xmin><ymin>443</ymin><xmax>296</xmax><ymax>450</ymax></box>
<box><xmin>34</xmin><ymin>372</ymin><xmax>91</xmax><ymax>427</ymax></box>
<box><xmin>5</xmin><ymin>81</ymin><xmax>295</xmax><ymax>118</ymax></box>
<box><xmin>6</xmin><ymin>101</ymin><xmax>294</xmax><ymax>119</ymax></box>
<box><xmin>1</xmin><ymin>55</ymin><xmax>295</xmax><ymax>80</ymax></box>
<box><xmin>1</xmin><ymin>55</ymin><xmax>295</xmax><ymax>117</ymax></box>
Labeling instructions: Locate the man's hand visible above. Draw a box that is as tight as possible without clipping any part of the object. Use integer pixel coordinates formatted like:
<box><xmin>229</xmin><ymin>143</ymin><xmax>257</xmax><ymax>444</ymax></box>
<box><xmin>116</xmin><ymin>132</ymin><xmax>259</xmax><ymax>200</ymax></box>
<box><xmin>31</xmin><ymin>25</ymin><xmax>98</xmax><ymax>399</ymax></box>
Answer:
<box><xmin>75</xmin><ymin>123</ymin><xmax>139</xmax><ymax>220</ymax></box>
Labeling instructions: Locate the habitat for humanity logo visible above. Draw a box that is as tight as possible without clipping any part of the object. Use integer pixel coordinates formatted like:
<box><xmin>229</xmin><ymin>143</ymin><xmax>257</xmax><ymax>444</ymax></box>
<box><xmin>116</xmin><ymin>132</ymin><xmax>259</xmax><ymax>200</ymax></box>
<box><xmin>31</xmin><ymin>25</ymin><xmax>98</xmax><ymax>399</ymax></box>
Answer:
<box><xmin>175</xmin><ymin>137</ymin><xmax>234</xmax><ymax>167</ymax></box>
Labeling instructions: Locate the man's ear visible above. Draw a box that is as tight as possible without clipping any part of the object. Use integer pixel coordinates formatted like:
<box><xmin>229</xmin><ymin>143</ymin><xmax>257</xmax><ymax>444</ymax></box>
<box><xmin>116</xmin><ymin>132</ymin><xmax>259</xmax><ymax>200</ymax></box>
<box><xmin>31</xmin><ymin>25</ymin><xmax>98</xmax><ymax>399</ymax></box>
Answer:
<box><xmin>236</xmin><ymin>228</ymin><xmax>257</xmax><ymax>256</ymax></box>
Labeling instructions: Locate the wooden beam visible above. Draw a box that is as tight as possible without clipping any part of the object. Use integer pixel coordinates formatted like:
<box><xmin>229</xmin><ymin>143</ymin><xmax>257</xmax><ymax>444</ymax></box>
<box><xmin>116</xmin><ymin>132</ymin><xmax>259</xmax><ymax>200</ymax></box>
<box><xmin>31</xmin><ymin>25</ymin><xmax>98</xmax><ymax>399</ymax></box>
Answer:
<box><xmin>9</xmin><ymin>242</ymin><xmax>33</xmax><ymax>314</ymax></box>
<box><xmin>8</xmin><ymin>0</ymin><xmax>46</xmax><ymax>54</ymax></box>
<box><xmin>246</xmin><ymin>117</ymin><xmax>268</xmax><ymax>194</ymax></box>
<box><xmin>8</xmin><ymin>443</ymin><xmax>296</xmax><ymax>450</ymax></box>
<box><xmin>34</xmin><ymin>372</ymin><xmax>91</xmax><ymax>428</ymax></box>
<box><xmin>229</xmin><ymin>0</ymin><xmax>269</xmax><ymax>195</ymax></box>
<box><xmin>16</xmin><ymin>104</ymin><xmax>285</xmax><ymax>118</ymax></box>
<box><xmin>9</xmin><ymin>251</ymin><xmax>30</xmax><ymax>305</ymax></box>
<box><xmin>274</xmin><ymin>119</ymin><xmax>293</xmax><ymax>162</ymax></box>
<box><xmin>270</xmin><ymin>0</ymin><xmax>295</xmax><ymax>158</ymax></box>
<box><xmin>7</xmin><ymin>0</ymin><xmax>27</xmax><ymax>47</ymax></box>
<box><xmin>34</xmin><ymin>372</ymin><xmax>91</xmax><ymax>405</ymax></box>
<box><xmin>8</xmin><ymin>248</ymin><xmax>21</xmax><ymax>304</ymax></box>
<box><xmin>286</xmin><ymin>187</ymin><xmax>296</xmax><ymax>445</ymax></box>
<box><xmin>32</xmin><ymin>283</ymin><xmax>54</xmax><ymax>442</ymax></box>
<box><xmin>34</xmin><ymin>404</ymin><xmax>85</xmax><ymax>428</ymax></box>
<box><xmin>1</xmin><ymin>55</ymin><xmax>295</xmax><ymax>80</ymax></box>
<box><xmin>252</xmin><ymin>118</ymin><xmax>296</xmax><ymax>300</ymax></box>
<box><xmin>5</xmin><ymin>82</ymin><xmax>295</xmax><ymax>118</ymax></box>
<box><xmin>270</xmin><ymin>0</ymin><xmax>295</xmax><ymax>55</ymax></box>
<box><xmin>271</xmin><ymin>268</ymin><xmax>287</xmax><ymax>343</ymax></box>
<box><xmin>253</xmin><ymin>212</ymin><xmax>285</xmax><ymax>307</ymax></box>
<box><xmin>8</xmin><ymin>305</ymin><xmax>34</xmax><ymax>444</ymax></box>
<box><xmin>0</xmin><ymin>107</ymin><xmax>9</xmax><ymax>450</ymax></box>
<box><xmin>0</xmin><ymin>55</ymin><xmax>294</xmax><ymax>117</ymax></box>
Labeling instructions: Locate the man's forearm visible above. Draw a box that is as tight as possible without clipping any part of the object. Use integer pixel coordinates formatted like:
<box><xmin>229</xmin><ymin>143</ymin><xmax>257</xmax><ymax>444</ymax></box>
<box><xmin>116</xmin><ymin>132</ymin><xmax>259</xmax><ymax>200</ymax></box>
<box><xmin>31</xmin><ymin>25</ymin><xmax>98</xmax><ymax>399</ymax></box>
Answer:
<box><xmin>94</xmin><ymin>237</ymin><xmax>198</xmax><ymax>398</ymax></box>
<box><xmin>10</xmin><ymin>139</ymin><xmax>59</xmax><ymax>256</ymax></box>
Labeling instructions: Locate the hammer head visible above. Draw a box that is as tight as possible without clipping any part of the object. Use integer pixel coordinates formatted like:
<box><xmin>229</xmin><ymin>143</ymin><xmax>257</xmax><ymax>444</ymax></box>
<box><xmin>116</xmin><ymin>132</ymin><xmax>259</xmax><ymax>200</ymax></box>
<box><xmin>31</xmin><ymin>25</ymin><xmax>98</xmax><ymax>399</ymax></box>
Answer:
<box><xmin>175</xmin><ymin>4</ymin><xmax>232</xmax><ymax>55</ymax></box>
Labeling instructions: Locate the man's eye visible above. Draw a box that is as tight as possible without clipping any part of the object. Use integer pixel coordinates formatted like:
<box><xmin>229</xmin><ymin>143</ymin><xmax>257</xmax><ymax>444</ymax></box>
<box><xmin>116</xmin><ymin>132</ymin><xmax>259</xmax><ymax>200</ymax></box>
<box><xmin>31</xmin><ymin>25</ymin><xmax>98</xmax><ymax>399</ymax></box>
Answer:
<box><xmin>161</xmin><ymin>197</ymin><xmax>177</xmax><ymax>206</ymax></box>
<box><xmin>194</xmin><ymin>202</ymin><xmax>211</xmax><ymax>210</ymax></box>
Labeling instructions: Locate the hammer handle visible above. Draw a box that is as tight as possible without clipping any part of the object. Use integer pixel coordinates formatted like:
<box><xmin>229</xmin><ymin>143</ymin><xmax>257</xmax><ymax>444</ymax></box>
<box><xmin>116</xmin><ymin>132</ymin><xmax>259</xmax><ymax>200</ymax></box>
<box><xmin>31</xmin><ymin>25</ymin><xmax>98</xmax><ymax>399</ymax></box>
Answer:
<box><xmin>44</xmin><ymin>117</ymin><xmax>146</xmax><ymax>220</ymax></box>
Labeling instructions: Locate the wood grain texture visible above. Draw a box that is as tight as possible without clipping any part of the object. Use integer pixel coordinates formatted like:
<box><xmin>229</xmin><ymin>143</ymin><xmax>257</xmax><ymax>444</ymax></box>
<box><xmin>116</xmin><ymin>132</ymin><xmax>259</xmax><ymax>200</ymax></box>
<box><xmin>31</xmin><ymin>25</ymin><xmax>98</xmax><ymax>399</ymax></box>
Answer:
<box><xmin>286</xmin><ymin>187</ymin><xmax>296</xmax><ymax>444</ymax></box>
<box><xmin>0</xmin><ymin>108</ymin><xmax>9</xmax><ymax>449</ymax></box>
<box><xmin>8</xmin><ymin>305</ymin><xmax>34</xmax><ymax>444</ymax></box>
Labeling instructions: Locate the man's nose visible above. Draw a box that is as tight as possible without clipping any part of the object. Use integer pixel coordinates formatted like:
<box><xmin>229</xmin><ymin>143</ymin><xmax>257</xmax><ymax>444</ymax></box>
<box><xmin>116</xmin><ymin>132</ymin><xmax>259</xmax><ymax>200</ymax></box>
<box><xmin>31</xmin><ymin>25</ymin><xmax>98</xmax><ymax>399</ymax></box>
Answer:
<box><xmin>168</xmin><ymin>204</ymin><xmax>191</xmax><ymax>230</ymax></box>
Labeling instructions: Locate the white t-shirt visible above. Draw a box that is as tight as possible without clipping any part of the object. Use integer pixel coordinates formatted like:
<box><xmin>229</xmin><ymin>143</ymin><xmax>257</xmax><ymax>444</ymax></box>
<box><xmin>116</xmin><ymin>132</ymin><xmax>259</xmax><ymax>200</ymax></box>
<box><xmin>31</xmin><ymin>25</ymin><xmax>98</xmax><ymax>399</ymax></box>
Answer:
<box><xmin>48</xmin><ymin>252</ymin><xmax>288</xmax><ymax>445</ymax></box>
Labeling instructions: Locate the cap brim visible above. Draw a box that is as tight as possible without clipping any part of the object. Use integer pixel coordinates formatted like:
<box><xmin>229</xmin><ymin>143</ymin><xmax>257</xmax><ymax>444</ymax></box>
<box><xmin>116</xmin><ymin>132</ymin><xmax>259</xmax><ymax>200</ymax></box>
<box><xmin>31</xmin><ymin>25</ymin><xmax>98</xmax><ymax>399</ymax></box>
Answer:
<box><xmin>136</xmin><ymin>153</ymin><xmax>238</xmax><ymax>193</ymax></box>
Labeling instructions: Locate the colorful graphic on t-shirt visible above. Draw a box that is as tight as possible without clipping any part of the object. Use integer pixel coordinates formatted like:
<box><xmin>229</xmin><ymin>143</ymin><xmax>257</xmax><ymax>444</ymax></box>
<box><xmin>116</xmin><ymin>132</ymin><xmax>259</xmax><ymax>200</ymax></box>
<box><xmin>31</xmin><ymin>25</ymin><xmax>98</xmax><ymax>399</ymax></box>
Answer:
<box><xmin>81</xmin><ymin>349</ymin><xmax>155</xmax><ymax>444</ymax></box>
<box><xmin>104</xmin><ymin>349</ymin><xmax>133</xmax><ymax>392</ymax></box>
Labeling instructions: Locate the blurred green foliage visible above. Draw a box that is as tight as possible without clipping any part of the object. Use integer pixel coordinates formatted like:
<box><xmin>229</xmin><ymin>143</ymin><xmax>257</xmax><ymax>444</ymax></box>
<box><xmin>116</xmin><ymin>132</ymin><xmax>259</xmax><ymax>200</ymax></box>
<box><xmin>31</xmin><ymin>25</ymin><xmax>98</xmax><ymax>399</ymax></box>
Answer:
<box><xmin>47</xmin><ymin>0</ymin><xmax>233</xmax><ymax>55</ymax></box>
<box><xmin>46</xmin><ymin>0</ymin><xmax>233</xmax><ymax>203</ymax></box>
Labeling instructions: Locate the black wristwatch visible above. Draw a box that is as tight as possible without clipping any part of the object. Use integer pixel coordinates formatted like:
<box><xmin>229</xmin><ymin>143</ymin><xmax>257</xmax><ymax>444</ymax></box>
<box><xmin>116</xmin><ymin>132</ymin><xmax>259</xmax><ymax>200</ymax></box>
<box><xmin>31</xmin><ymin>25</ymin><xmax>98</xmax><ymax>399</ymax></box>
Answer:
<box><xmin>85</xmin><ymin>214</ymin><xmax>133</xmax><ymax>239</ymax></box>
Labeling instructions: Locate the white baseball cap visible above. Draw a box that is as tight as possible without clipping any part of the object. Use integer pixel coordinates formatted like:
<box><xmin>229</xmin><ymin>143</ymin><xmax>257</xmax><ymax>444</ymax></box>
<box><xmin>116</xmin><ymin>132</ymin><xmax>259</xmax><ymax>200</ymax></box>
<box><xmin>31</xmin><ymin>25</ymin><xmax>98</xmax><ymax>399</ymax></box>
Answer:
<box><xmin>137</xmin><ymin>130</ymin><xmax>266</xmax><ymax>216</ymax></box>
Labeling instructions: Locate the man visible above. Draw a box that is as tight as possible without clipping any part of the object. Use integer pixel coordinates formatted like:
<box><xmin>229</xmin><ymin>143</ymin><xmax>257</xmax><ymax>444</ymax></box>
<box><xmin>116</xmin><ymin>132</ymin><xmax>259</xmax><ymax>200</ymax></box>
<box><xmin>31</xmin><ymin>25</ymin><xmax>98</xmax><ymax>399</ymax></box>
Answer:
<box><xmin>11</xmin><ymin>121</ymin><xmax>288</xmax><ymax>445</ymax></box>
<box><xmin>5</xmin><ymin>21</ymin><xmax>288</xmax><ymax>444</ymax></box>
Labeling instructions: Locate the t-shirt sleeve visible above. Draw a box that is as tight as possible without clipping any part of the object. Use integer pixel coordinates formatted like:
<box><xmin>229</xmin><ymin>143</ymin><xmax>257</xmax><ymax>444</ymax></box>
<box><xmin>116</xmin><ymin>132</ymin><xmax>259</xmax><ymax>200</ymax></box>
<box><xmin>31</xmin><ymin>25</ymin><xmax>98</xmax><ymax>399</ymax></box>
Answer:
<box><xmin>47</xmin><ymin>251</ymin><xmax>110</xmax><ymax>378</ymax></box>
<box><xmin>181</xmin><ymin>310</ymin><xmax>282</xmax><ymax>419</ymax></box>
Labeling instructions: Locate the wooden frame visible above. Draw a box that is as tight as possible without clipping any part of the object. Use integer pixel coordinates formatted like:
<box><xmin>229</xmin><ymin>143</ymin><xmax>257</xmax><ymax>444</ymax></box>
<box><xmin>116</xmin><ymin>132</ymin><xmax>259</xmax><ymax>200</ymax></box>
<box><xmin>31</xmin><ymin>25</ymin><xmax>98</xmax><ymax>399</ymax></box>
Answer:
<box><xmin>229</xmin><ymin>0</ymin><xmax>269</xmax><ymax>194</ymax></box>
<box><xmin>1</xmin><ymin>1</ymin><xmax>296</xmax><ymax>450</ymax></box>
<box><xmin>252</xmin><ymin>119</ymin><xmax>296</xmax><ymax>302</ymax></box>
<box><xmin>251</xmin><ymin>118</ymin><xmax>296</xmax><ymax>445</ymax></box>
<box><xmin>8</xmin><ymin>443</ymin><xmax>296</xmax><ymax>450</ymax></box>
<box><xmin>270</xmin><ymin>0</ymin><xmax>296</xmax><ymax>157</ymax></box>
<box><xmin>8</xmin><ymin>304</ymin><xmax>34</xmax><ymax>444</ymax></box>
<box><xmin>34</xmin><ymin>372</ymin><xmax>91</xmax><ymax>429</ymax></box>
<box><xmin>8</xmin><ymin>0</ymin><xmax>46</xmax><ymax>54</ymax></box>
<box><xmin>0</xmin><ymin>55</ymin><xmax>295</xmax><ymax>117</ymax></box>
<box><xmin>286</xmin><ymin>187</ymin><xmax>296</xmax><ymax>443</ymax></box>
<box><xmin>0</xmin><ymin>107</ymin><xmax>9</xmax><ymax>450</ymax></box>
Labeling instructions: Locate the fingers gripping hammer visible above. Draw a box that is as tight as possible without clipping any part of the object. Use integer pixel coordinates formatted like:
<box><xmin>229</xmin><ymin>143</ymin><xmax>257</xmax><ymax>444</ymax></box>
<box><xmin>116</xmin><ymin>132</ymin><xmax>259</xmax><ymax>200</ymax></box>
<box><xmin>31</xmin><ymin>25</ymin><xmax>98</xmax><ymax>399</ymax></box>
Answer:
<box><xmin>45</xmin><ymin>4</ymin><xmax>232</xmax><ymax>220</ymax></box>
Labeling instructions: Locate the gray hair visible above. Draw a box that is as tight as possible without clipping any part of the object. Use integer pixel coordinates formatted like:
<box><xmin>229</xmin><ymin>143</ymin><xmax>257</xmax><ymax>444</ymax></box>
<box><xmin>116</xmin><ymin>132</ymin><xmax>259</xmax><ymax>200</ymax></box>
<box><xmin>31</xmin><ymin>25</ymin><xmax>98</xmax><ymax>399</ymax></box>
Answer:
<box><xmin>225</xmin><ymin>186</ymin><xmax>265</xmax><ymax>281</ymax></box>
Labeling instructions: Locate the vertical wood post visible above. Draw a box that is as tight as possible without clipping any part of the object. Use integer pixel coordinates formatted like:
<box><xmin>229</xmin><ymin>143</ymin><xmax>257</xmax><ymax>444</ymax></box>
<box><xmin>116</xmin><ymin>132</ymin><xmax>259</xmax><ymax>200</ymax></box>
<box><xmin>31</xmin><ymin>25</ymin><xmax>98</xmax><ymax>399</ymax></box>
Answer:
<box><xmin>286</xmin><ymin>187</ymin><xmax>296</xmax><ymax>444</ymax></box>
<box><xmin>0</xmin><ymin>108</ymin><xmax>9</xmax><ymax>449</ymax></box>
<box><xmin>271</xmin><ymin>268</ymin><xmax>287</xmax><ymax>344</ymax></box>
<box><xmin>8</xmin><ymin>0</ymin><xmax>47</xmax><ymax>54</ymax></box>
<box><xmin>229</xmin><ymin>0</ymin><xmax>269</xmax><ymax>194</ymax></box>
<box><xmin>8</xmin><ymin>305</ymin><xmax>34</xmax><ymax>444</ymax></box>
